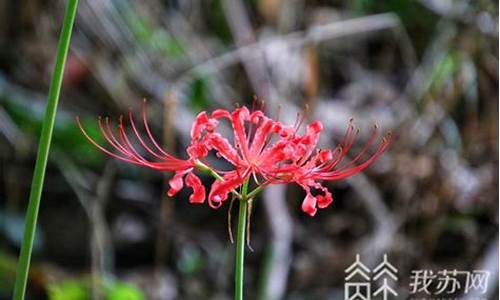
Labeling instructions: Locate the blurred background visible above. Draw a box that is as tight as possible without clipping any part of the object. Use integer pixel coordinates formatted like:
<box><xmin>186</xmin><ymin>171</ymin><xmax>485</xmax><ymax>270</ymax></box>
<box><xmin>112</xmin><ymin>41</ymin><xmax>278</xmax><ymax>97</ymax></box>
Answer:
<box><xmin>0</xmin><ymin>0</ymin><xmax>498</xmax><ymax>299</ymax></box>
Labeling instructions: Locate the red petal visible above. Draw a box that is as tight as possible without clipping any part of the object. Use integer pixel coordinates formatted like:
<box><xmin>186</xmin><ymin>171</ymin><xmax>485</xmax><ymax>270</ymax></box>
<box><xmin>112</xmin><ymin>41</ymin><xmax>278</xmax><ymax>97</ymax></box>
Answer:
<box><xmin>190</xmin><ymin>111</ymin><xmax>210</xmax><ymax>140</ymax></box>
<box><xmin>249</xmin><ymin>110</ymin><xmax>264</xmax><ymax>123</ymax></box>
<box><xmin>231</xmin><ymin>107</ymin><xmax>250</xmax><ymax>160</ymax></box>
<box><xmin>316</xmin><ymin>194</ymin><xmax>333</xmax><ymax>209</ymax></box>
<box><xmin>208</xmin><ymin>170</ymin><xmax>247</xmax><ymax>208</ymax></box>
<box><xmin>205</xmin><ymin>133</ymin><xmax>242</xmax><ymax>166</ymax></box>
<box><xmin>308</xmin><ymin>121</ymin><xmax>323</xmax><ymax>134</ymax></box>
<box><xmin>316</xmin><ymin>185</ymin><xmax>333</xmax><ymax>209</ymax></box>
<box><xmin>185</xmin><ymin>173</ymin><xmax>205</xmax><ymax>204</ymax></box>
<box><xmin>211</xmin><ymin>109</ymin><xmax>231</xmax><ymax>119</ymax></box>
<box><xmin>297</xmin><ymin>121</ymin><xmax>323</xmax><ymax>164</ymax></box>
<box><xmin>249</xmin><ymin>117</ymin><xmax>274</xmax><ymax>157</ymax></box>
<box><xmin>301</xmin><ymin>193</ymin><xmax>317</xmax><ymax>216</ymax></box>
<box><xmin>167</xmin><ymin>171</ymin><xmax>186</xmax><ymax>197</ymax></box>
<box><xmin>187</xmin><ymin>143</ymin><xmax>208</xmax><ymax>159</ymax></box>
<box><xmin>318</xmin><ymin>149</ymin><xmax>333</xmax><ymax>162</ymax></box>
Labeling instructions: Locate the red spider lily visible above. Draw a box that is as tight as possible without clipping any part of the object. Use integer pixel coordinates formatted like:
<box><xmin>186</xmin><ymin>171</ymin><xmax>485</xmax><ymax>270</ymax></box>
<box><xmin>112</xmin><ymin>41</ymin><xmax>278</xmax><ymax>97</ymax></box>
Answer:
<box><xmin>190</xmin><ymin>106</ymin><xmax>309</xmax><ymax>208</ymax></box>
<box><xmin>78</xmin><ymin>103</ymin><xmax>391</xmax><ymax>216</ymax></box>
<box><xmin>188</xmin><ymin>106</ymin><xmax>392</xmax><ymax>215</ymax></box>
<box><xmin>272</xmin><ymin>121</ymin><xmax>392</xmax><ymax>216</ymax></box>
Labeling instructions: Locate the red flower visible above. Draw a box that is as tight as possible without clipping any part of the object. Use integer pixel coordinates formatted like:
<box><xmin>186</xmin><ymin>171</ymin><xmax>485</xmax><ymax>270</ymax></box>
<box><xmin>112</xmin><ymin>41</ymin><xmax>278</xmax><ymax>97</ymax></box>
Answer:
<box><xmin>188</xmin><ymin>106</ymin><xmax>392</xmax><ymax>215</ymax></box>
<box><xmin>191</xmin><ymin>106</ymin><xmax>308</xmax><ymax>208</ymax></box>
<box><xmin>79</xmin><ymin>103</ymin><xmax>391</xmax><ymax>216</ymax></box>
<box><xmin>277</xmin><ymin>121</ymin><xmax>392</xmax><ymax>216</ymax></box>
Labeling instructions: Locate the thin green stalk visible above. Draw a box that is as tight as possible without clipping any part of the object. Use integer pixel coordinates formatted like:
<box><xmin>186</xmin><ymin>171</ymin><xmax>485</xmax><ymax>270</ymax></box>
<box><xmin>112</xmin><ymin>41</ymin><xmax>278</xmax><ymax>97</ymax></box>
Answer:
<box><xmin>235</xmin><ymin>200</ymin><xmax>247</xmax><ymax>300</ymax></box>
<box><xmin>235</xmin><ymin>180</ymin><xmax>248</xmax><ymax>300</ymax></box>
<box><xmin>12</xmin><ymin>1</ymin><xmax>79</xmax><ymax>299</ymax></box>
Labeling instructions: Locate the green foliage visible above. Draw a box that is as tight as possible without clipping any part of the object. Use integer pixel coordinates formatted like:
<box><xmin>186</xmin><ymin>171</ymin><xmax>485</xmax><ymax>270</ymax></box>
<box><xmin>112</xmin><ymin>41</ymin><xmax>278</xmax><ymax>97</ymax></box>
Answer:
<box><xmin>430</xmin><ymin>51</ymin><xmax>461</xmax><ymax>90</ymax></box>
<box><xmin>127</xmin><ymin>13</ymin><xmax>185</xmax><ymax>58</ymax></box>
<box><xmin>47</xmin><ymin>278</ymin><xmax>145</xmax><ymax>300</ymax></box>
<box><xmin>48</xmin><ymin>281</ymin><xmax>87</xmax><ymax>300</ymax></box>
<box><xmin>352</xmin><ymin>0</ymin><xmax>431</xmax><ymax>22</ymax></box>
<box><xmin>188</xmin><ymin>76</ymin><xmax>212</xmax><ymax>110</ymax></box>
<box><xmin>207</xmin><ymin>0</ymin><xmax>233</xmax><ymax>44</ymax></box>
<box><xmin>1</xmin><ymin>98</ymin><xmax>104</xmax><ymax>166</ymax></box>
<box><xmin>0</xmin><ymin>251</ymin><xmax>17</xmax><ymax>296</ymax></box>
<box><xmin>177</xmin><ymin>247</ymin><xmax>204</xmax><ymax>275</ymax></box>
<box><xmin>352</xmin><ymin>0</ymin><xmax>437</xmax><ymax>51</ymax></box>
<box><xmin>107</xmin><ymin>283</ymin><xmax>145</xmax><ymax>300</ymax></box>
<box><xmin>446</xmin><ymin>214</ymin><xmax>476</xmax><ymax>231</ymax></box>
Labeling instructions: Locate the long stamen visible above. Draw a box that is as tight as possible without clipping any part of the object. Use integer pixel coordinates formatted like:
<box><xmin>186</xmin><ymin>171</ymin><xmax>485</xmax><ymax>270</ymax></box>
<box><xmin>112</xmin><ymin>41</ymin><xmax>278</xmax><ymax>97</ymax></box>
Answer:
<box><xmin>292</xmin><ymin>112</ymin><xmax>301</xmax><ymax>134</ymax></box>
<box><xmin>251</xmin><ymin>95</ymin><xmax>257</xmax><ymax>113</ymax></box>
<box><xmin>275</xmin><ymin>104</ymin><xmax>282</xmax><ymax>123</ymax></box>
<box><xmin>321</xmin><ymin>132</ymin><xmax>392</xmax><ymax>180</ymax></box>
<box><xmin>316</xmin><ymin>147</ymin><xmax>343</xmax><ymax>172</ymax></box>
<box><xmin>260</xmin><ymin>99</ymin><xmax>266</xmax><ymax>113</ymax></box>
<box><xmin>104</xmin><ymin>117</ymin><xmax>132</xmax><ymax>155</ymax></box>
<box><xmin>253</xmin><ymin>171</ymin><xmax>260</xmax><ymax>185</ymax></box>
<box><xmin>77</xmin><ymin>117</ymin><xmax>140</xmax><ymax>165</ymax></box>
<box><xmin>323</xmin><ymin>122</ymin><xmax>357</xmax><ymax>169</ymax></box>
<box><xmin>117</xmin><ymin>116</ymin><xmax>189</xmax><ymax>170</ymax></box>
<box><xmin>293</xmin><ymin>104</ymin><xmax>309</xmax><ymax>136</ymax></box>
<box><xmin>142</xmin><ymin>100</ymin><xmax>172</xmax><ymax>158</ymax></box>
<box><xmin>81</xmin><ymin>116</ymin><xmax>190</xmax><ymax>171</ymax></box>
<box><xmin>128</xmin><ymin>110</ymin><xmax>165</xmax><ymax>160</ymax></box>
<box><xmin>97</xmin><ymin>116</ymin><xmax>131</xmax><ymax>156</ymax></box>
<box><xmin>117</xmin><ymin>116</ymin><xmax>150</xmax><ymax>164</ymax></box>
<box><xmin>336</xmin><ymin>125</ymin><xmax>378</xmax><ymax>172</ymax></box>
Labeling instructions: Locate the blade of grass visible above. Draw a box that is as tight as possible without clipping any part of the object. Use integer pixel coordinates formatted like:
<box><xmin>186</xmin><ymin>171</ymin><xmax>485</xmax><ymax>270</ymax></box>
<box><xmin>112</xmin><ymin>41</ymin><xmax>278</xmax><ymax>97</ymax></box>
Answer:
<box><xmin>12</xmin><ymin>1</ymin><xmax>79</xmax><ymax>299</ymax></box>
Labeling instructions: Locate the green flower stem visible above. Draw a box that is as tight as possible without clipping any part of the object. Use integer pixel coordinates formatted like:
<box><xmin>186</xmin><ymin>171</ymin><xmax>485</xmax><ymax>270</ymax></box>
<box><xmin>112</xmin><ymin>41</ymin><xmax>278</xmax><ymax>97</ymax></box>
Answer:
<box><xmin>235</xmin><ymin>180</ymin><xmax>249</xmax><ymax>300</ymax></box>
<box><xmin>246</xmin><ymin>182</ymin><xmax>268</xmax><ymax>200</ymax></box>
<box><xmin>194</xmin><ymin>160</ymin><xmax>242</xmax><ymax>199</ymax></box>
<box><xmin>12</xmin><ymin>1</ymin><xmax>79</xmax><ymax>300</ymax></box>
<box><xmin>193</xmin><ymin>160</ymin><xmax>224</xmax><ymax>180</ymax></box>
<box><xmin>194</xmin><ymin>161</ymin><xmax>255</xmax><ymax>300</ymax></box>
